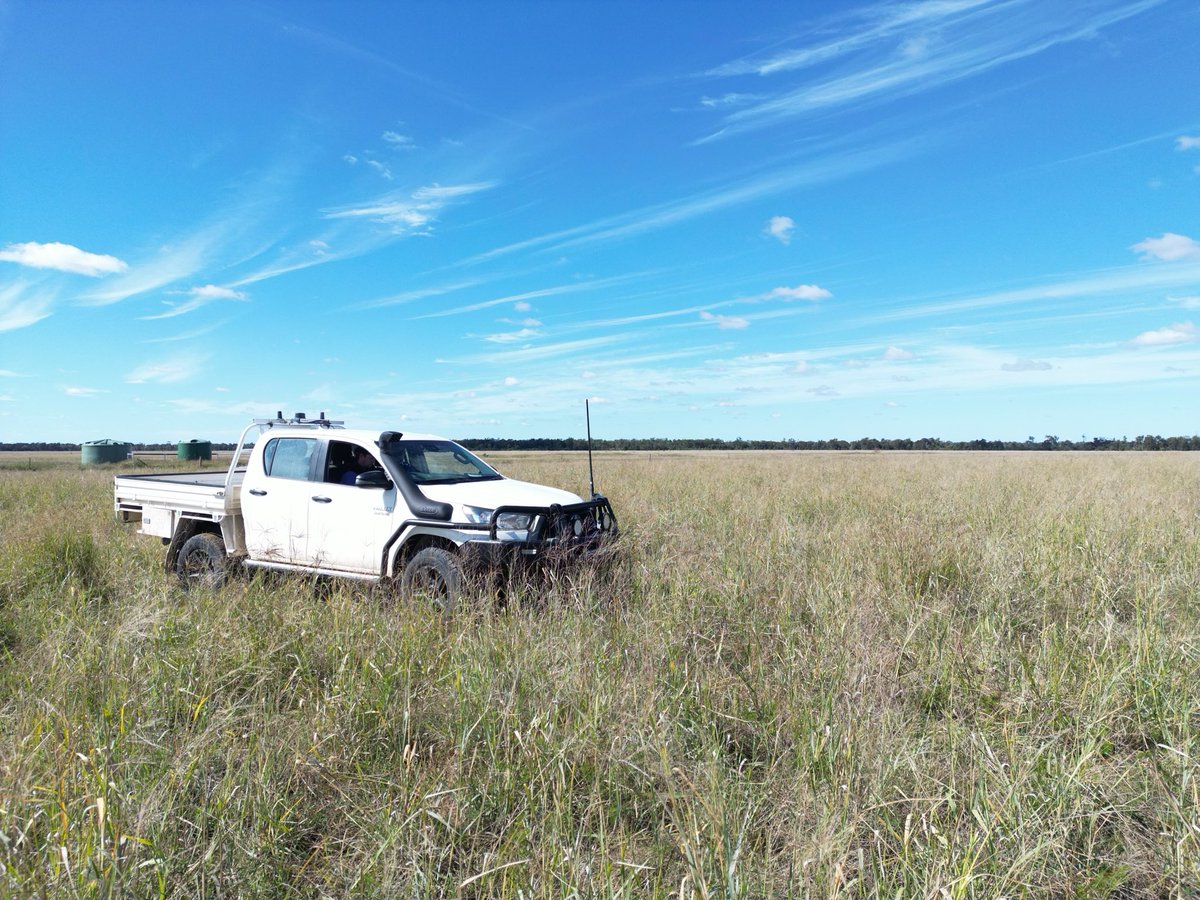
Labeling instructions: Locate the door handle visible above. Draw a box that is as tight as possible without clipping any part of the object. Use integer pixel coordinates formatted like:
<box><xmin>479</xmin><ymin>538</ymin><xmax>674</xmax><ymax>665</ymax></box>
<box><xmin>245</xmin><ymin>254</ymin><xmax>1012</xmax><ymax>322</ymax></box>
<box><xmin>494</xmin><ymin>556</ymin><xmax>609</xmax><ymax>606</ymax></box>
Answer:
<box><xmin>248</xmin><ymin>489</ymin><xmax>267</xmax><ymax>496</ymax></box>
<box><xmin>312</xmin><ymin>496</ymin><xmax>332</xmax><ymax>503</ymax></box>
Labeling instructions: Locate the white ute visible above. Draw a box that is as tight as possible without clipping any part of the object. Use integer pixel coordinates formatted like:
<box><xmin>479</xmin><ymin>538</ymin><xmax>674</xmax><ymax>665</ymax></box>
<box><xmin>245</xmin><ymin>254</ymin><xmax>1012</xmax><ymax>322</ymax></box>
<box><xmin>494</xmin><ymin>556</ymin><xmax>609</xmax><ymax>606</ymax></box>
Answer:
<box><xmin>114</xmin><ymin>413</ymin><xmax>618</xmax><ymax>608</ymax></box>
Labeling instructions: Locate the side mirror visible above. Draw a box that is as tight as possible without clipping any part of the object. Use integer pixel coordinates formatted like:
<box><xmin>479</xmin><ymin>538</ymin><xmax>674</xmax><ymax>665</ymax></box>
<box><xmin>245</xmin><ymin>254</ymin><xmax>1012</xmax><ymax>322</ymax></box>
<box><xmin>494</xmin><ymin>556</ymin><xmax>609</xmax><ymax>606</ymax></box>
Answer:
<box><xmin>356</xmin><ymin>469</ymin><xmax>392</xmax><ymax>489</ymax></box>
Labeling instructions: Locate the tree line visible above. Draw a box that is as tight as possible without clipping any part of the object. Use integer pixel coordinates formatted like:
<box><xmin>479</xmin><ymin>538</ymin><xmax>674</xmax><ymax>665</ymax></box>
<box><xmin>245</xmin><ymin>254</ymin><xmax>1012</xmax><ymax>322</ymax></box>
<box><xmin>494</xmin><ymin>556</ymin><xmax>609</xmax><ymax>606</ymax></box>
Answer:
<box><xmin>3</xmin><ymin>434</ymin><xmax>1199</xmax><ymax>453</ymax></box>
<box><xmin>453</xmin><ymin>434</ymin><xmax>1200</xmax><ymax>451</ymax></box>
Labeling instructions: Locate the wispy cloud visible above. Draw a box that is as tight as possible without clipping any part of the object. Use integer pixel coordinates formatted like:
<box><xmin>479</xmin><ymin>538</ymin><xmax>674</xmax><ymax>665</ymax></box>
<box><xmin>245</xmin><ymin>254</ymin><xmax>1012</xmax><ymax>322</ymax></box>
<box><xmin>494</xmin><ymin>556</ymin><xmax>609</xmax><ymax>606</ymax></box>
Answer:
<box><xmin>700</xmin><ymin>0</ymin><xmax>1164</xmax><ymax>141</ymax></box>
<box><xmin>700</xmin><ymin>311</ymin><xmax>750</xmax><ymax>330</ymax></box>
<box><xmin>382</xmin><ymin>130</ymin><xmax>417</xmax><ymax>150</ymax></box>
<box><xmin>1001</xmin><ymin>358</ymin><xmax>1052</xmax><ymax>372</ymax></box>
<box><xmin>472</xmin><ymin>140</ymin><xmax>915</xmax><ymax>262</ymax></box>
<box><xmin>80</xmin><ymin>223</ymin><xmax>232</xmax><ymax>306</ymax></box>
<box><xmin>750</xmin><ymin>284</ymin><xmax>831</xmax><ymax>303</ymax></box>
<box><xmin>862</xmin><ymin>257</ymin><xmax>1200</xmax><ymax>325</ymax></box>
<box><xmin>414</xmin><ymin>273</ymin><xmax>646</xmax><ymax>319</ymax></box>
<box><xmin>140</xmin><ymin>284</ymin><xmax>249</xmax><ymax>320</ymax></box>
<box><xmin>0</xmin><ymin>241</ymin><xmax>127</xmax><ymax>277</ymax></box>
<box><xmin>366</xmin><ymin>160</ymin><xmax>393</xmax><ymax>180</ymax></box>
<box><xmin>353</xmin><ymin>278</ymin><xmax>484</xmax><ymax>310</ymax></box>
<box><xmin>482</xmin><ymin>327</ymin><xmax>541</xmax><ymax>344</ymax></box>
<box><xmin>125</xmin><ymin>355</ymin><xmax>206</xmax><ymax>384</ymax></box>
<box><xmin>324</xmin><ymin>181</ymin><xmax>496</xmax><ymax>234</ymax></box>
<box><xmin>699</xmin><ymin>93</ymin><xmax>761</xmax><ymax>109</ymax></box>
<box><xmin>280</xmin><ymin>23</ymin><xmax>533</xmax><ymax>131</ymax></box>
<box><xmin>64</xmin><ymin>386</ymin><xmax>108</xmax><ymax>397</ymax></box>
<box><xmin>1177</xmin><ymin>135</ymin><xmax>1200</xmax><ymax>151</ymax></box>
<box><xmin>438</xmin><ymin>334</ymin><xmax>627</xmax><ymax>366</ymax></box>
<box><xmin>0</xmin><ymin>282</ymin><xmax>55</xmax><ymax>332</ymax></box>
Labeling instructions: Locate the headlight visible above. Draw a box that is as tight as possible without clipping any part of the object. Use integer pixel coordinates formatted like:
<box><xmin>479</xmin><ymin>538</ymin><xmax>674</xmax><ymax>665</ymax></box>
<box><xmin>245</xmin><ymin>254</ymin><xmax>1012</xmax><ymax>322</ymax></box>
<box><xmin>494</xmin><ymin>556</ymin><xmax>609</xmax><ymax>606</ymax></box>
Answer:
<box><xmin>495</xmin><ymin>511</ymin><xmax>533</xmax><ymax>531</ymax></box>
<box><xmin>463</xmin><ymin>505</ymin><xmax>493</xmax><ymax>524</ymax></box>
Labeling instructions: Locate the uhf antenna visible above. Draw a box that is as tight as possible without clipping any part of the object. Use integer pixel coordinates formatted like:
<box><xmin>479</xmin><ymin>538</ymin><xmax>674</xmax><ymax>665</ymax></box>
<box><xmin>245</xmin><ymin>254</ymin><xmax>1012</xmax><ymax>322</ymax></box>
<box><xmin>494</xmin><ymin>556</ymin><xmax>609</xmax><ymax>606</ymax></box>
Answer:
<box><xmin>586</xmin><ymin>398</ymin><xmax>596</xmax><ymax>498</ymax></box>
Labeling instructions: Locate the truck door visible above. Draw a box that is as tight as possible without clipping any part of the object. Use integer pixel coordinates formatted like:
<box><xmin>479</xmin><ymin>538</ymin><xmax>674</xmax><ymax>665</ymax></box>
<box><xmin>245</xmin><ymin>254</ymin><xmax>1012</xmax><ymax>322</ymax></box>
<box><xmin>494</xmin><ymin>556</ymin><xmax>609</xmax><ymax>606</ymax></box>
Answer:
<box><xmin>241</xmin><ymin>436</ymin><xmax>319</xmax><ymax>564</ymax></box>
<box><xmin>305</xmin><ymin>439</ymin><xmax>398</xmax><ymax>574</ymax></box>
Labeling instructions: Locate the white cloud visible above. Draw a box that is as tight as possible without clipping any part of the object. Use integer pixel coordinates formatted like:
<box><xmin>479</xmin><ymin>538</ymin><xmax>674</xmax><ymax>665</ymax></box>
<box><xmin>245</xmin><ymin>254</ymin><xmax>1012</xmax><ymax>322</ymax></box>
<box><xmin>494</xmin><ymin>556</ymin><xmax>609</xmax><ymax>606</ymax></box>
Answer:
<box><xmin>383</xmin><ymin>131</ymin><xmax>417</xmax><ymax>150</ymax></box>
<box><xmin>764</xmin><ymin>215</ymin><xmax>795</xmax><ymax>244</ymax></box>
<box><xmin>514</xmin><ymin>301</ymin><xmax>532</xmax><ymax>312</ymax></box>
<box><xmin>1176</xmin><ymin>135</ymin><xmax>1200</xmax><ymax>151</ymax></box>
<box><xmin>484</xmin><ymin>328</ymin><xmax>540</xmax><ymax>344</ymax></box>
<box><xmin>1170</xmin><ymin>295</ymin><xmax>1200</xmax><ymax>309</ymax></box>
<box><xmin>504</xmin><ymin>376</ymin><xmax>519</xmax><ymax>386</ymax></box>
<box><xmin>0</xmin><ymin>241</ymin><xmax>127</xmax><ymax>277</ymax></box>
<box><xmin>1131</xmin><ymin>322</ymin><xmax>1200</xmax><ymax>347</ymax></box>
<box><xmin>64</xmin><ymin>386</ymin><xmax>107</xmax><ymax>397</ymax></box>
<box><xmin>758</xmin><ymin>284</ymin><xmax>831</xmax><ymax>302</ymax></box>
<box><xmin>883</xmin><ymin>346</ymin><xmax>914</xmax><ymax>360</ymax></box>
<box><xmin>1131</xmin><ymin>232</ymin><xmax>1200</xmax><ymax>262</ymax></box>
<box><xmin>1001</xmin><ymin>358</ymin><xmax>1052</xmax><ymax>372</ymax></box>
<box><xmin>700</xmin><ymin>311</ymin><xmax>749</xmax><ymax>329</ymax></box>
<box><xmin>141</xmin><ymin>284</ymin><xmax>249</xmax><ymax>320</ymax></box>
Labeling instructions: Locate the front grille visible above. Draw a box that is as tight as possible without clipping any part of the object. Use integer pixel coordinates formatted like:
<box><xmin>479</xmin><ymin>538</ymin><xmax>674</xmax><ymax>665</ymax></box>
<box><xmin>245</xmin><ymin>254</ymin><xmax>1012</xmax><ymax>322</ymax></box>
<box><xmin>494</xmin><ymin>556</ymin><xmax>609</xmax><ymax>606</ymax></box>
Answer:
<box><xmin>489</xmin><ymin>497</ymin><xmax>618</xmax><ymax>545</ymax></box>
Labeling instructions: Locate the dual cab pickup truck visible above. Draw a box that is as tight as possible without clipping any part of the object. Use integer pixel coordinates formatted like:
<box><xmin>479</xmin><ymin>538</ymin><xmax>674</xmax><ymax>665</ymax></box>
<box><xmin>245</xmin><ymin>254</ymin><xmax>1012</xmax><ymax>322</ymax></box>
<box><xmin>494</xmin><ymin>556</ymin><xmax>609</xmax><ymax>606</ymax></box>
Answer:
<box><xmin>114</xmin><ymin>413</ymin><xmax>618</xmax><ymax>609</ymax></box>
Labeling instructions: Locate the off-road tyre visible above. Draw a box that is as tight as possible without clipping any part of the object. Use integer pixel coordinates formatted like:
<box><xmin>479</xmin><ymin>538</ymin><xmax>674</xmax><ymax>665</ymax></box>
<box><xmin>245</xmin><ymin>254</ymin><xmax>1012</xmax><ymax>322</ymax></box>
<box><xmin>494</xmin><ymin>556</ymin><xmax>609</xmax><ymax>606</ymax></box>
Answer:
<box><xmin>175</xmin><ymin>532</ymin><xmax>227</xmax><ymax>590</ymax></box>
<box><xmin>400</xmin><ymin>546</ymin><xmax>464</xmax><ymax>614</ymax></box>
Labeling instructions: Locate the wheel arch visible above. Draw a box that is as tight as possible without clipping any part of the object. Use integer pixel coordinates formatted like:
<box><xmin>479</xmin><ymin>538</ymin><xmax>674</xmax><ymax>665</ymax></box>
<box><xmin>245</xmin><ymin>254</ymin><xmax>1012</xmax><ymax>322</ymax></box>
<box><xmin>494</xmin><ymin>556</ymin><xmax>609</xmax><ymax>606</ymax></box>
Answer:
<box><xmin>164</xmin><ymin>519</ymin><xmax>225</xmax><ymax>574</ymax></box>
<box><xmin>394</xmin><ymin>532</ymin><xmax>460</xmax><ymax>573</ymax></box>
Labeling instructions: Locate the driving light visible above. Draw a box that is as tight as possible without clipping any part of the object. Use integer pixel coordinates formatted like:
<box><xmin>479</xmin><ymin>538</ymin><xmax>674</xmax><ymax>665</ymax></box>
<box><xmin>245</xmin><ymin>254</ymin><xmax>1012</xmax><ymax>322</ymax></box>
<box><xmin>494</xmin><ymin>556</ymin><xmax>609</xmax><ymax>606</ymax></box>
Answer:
<box><xmin>495</xmin><ymin>511</ymin><xmax>533</xmax><ymax>531</ymax></box>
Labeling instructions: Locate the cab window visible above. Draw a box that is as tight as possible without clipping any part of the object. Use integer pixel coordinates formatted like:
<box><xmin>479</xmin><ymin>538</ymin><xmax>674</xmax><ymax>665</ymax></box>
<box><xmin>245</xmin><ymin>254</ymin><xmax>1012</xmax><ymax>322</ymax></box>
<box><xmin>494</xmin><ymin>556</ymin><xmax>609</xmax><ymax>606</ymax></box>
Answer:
<box><xmin>262</xmin><ymin>437</ymin><xmax>317</xmax><ymax>481</ymax></box>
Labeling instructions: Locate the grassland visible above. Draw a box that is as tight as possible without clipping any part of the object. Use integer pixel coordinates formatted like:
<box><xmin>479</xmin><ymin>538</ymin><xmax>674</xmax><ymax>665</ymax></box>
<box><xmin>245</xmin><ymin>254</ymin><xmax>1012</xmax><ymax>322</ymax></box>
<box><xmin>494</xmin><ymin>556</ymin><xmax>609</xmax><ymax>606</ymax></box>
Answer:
<box><xmin>1</xmin><ymin>450</ymin><xmax>1198</xmax><ymax>897</ymax></box>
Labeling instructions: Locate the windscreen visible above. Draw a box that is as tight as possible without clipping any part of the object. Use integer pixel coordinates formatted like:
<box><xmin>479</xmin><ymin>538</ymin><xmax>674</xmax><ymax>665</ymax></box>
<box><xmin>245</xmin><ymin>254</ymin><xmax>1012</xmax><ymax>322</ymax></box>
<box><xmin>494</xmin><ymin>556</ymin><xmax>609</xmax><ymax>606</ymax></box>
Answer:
<box><xmin>382</xmin><ymin>440</ymin><xmax>501</xmax><ymax>485</ymax></box>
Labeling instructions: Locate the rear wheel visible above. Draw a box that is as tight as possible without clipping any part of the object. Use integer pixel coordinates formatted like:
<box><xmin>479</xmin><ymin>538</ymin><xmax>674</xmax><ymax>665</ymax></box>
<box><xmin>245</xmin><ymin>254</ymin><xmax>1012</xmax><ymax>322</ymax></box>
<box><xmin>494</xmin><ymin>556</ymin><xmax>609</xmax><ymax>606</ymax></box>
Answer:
<box><xmin>176</xmin><ymin>532</ymin><xmax>227</xmax><ymax>590</ymax></box>
<box><xmin>400</xmin><ymin>546</ymin><xmax>463</xmax><ymax>613</ymax></box>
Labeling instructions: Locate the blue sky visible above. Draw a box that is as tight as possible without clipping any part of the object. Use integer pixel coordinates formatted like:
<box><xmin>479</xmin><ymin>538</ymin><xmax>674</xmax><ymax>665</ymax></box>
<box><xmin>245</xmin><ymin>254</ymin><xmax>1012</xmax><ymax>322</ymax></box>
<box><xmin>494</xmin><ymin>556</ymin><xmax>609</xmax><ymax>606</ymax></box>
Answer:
<box><xmin>2</xmin><ymin>1</ymin><xmax>1199</xmax><ymax>443</ymax></box>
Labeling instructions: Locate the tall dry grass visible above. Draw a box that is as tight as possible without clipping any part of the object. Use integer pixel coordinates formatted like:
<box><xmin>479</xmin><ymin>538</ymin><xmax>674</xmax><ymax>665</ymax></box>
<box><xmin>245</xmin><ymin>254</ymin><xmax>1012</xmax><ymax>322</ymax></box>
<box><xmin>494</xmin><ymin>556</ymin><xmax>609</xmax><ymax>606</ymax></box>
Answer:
<box><xmin>0</xmin><ymin>450</ymin><xmax>1197</xmax><ymax>896</ymax></box>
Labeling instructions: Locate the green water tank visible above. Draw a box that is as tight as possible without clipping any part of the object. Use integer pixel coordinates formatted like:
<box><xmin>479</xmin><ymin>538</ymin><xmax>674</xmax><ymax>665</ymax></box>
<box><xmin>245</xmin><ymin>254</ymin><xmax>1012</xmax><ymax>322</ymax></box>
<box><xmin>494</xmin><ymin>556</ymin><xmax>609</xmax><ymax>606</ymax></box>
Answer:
<box><xmin>177</xmin><ymin>439</ymin><xmax>212</xmax><ymax>461</ymax></box>
<box><xmin>81</xmin><ymin>439</ymin><xmax>132</xmax><ymax>465</ymax></box>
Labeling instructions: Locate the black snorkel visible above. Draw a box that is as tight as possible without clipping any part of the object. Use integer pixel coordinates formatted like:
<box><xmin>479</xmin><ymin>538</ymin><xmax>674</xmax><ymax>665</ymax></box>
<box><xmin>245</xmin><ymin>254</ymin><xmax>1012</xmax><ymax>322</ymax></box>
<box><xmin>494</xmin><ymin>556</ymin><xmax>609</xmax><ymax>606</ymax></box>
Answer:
<box><xmin>377</xmin><ymin>431</ymin><xmax>453</xmax><ymax>521</ymax></box>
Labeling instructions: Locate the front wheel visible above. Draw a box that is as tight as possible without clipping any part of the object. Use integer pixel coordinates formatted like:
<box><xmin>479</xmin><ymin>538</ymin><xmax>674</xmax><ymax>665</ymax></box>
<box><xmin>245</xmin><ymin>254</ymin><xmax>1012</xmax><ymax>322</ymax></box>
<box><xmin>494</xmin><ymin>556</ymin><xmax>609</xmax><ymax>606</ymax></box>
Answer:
<box><xmin>176</xmin><ymin>532</ymin><xmax>227</xmax><ymax>590</ymax></box>
<box><xmin>399</xmin><ymin>546</ymin><xmax>463</xmax><ymax>613</ymax></box>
